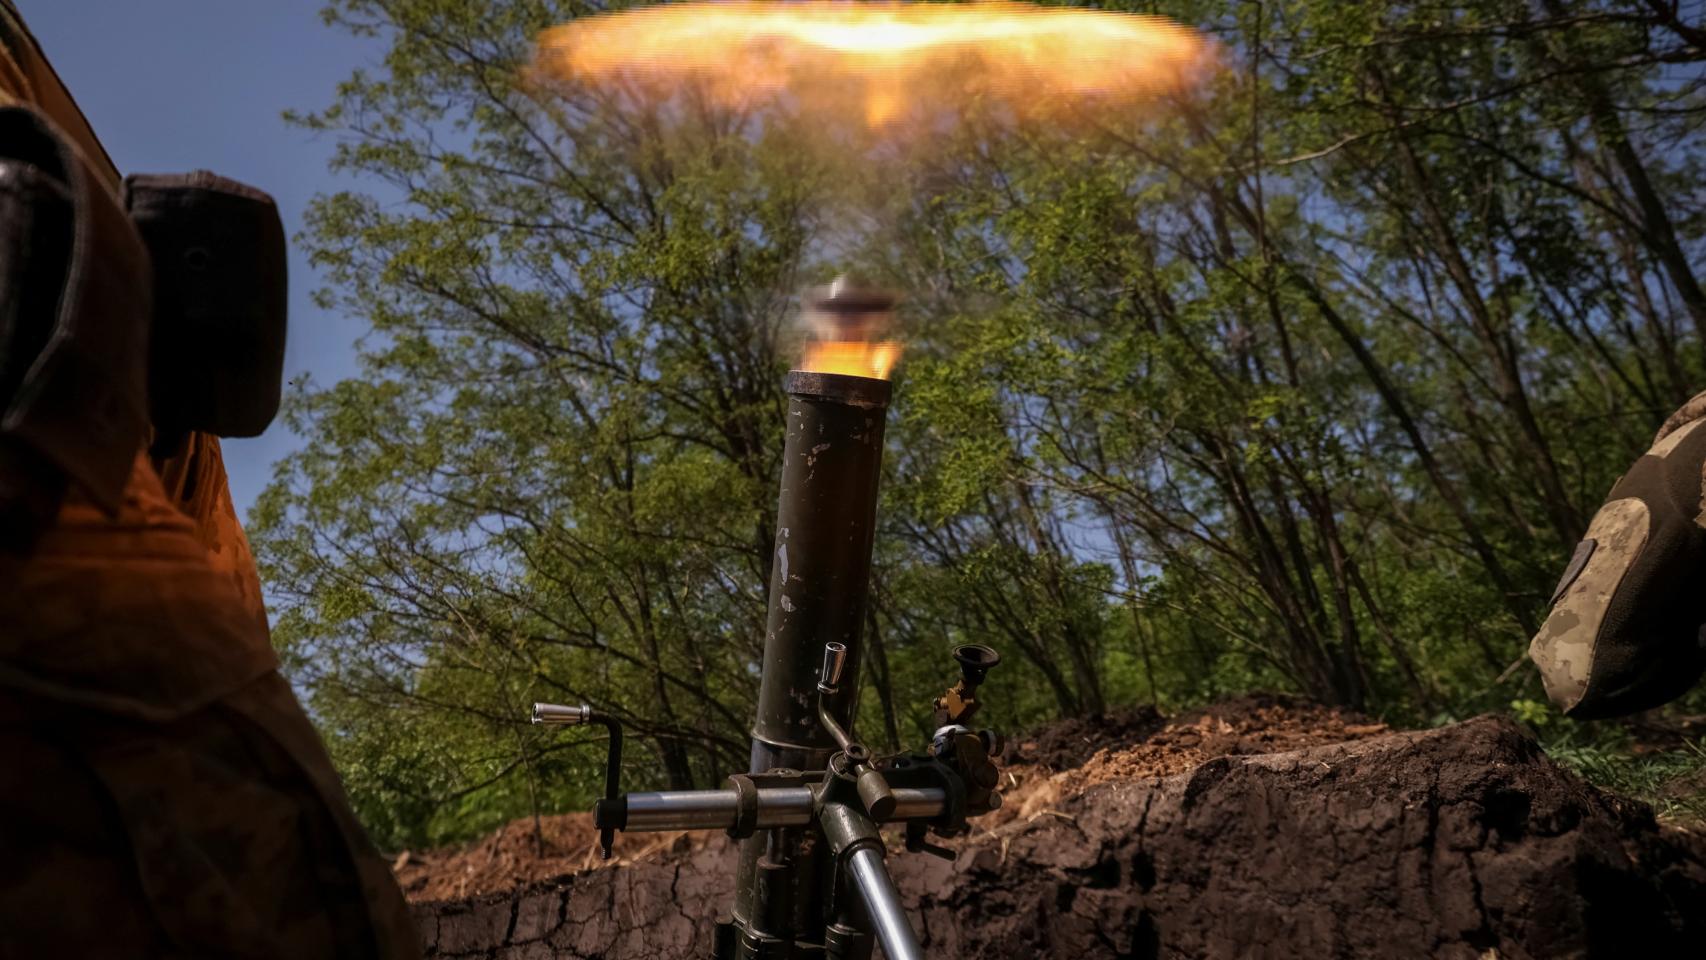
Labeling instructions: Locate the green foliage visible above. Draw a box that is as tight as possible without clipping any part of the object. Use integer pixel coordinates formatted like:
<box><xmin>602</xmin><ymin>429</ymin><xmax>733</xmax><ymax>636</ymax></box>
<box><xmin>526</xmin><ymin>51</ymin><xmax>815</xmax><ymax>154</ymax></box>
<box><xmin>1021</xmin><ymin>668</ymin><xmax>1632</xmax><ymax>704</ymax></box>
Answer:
<box><xmin>256</xmin><ymin>0</ymin><xmax>1706</xmax><ymax>846</ymax></box>
<box><xmin>1545</xmin><ymin>730</ymin><xmax>1706</xmax><ymax>830</ymax></box>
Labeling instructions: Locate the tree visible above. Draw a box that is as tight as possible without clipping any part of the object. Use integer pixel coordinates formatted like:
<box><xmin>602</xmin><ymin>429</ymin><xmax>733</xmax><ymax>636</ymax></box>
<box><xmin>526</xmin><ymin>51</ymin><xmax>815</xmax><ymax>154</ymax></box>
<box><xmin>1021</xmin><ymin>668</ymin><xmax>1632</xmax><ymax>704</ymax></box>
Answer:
<box><xmin>255</xmin><ymin>0</ymin><xmax>1706</xmax><ymax>846</ymax></box>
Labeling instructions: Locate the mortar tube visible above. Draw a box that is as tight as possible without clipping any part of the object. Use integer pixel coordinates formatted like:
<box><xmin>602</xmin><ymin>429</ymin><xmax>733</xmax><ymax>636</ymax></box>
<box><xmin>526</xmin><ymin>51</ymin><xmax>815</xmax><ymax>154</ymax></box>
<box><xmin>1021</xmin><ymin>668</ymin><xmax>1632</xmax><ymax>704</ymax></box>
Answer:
<box><xmin>733</xmin><ymin>369</ymin><xmax>892</xmax><ymax>948</ymax></box>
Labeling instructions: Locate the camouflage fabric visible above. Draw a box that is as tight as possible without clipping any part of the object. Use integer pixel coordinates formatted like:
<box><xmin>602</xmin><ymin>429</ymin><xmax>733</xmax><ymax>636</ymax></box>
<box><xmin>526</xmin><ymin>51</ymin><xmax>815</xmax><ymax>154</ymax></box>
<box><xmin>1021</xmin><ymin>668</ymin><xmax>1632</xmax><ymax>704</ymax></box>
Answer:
<box><xmin>1655</xmin><ymin>389</ymin><xmax>1706</xmax><ymax>449</ymax></box>
<box><xmin>1529</xmin><ymin>390</ymin><xmax>1706</xmax><ymax>717</ymax></box>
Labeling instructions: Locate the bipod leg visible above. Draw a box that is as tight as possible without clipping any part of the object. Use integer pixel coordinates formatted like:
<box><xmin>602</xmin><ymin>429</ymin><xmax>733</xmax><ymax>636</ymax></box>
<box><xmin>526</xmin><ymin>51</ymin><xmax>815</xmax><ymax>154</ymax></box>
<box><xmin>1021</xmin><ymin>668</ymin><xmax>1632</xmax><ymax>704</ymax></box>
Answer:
<box><xmin>819</xmin><ymin>802</ymin><xmax>922</xmax><ymax>960</ymax></box>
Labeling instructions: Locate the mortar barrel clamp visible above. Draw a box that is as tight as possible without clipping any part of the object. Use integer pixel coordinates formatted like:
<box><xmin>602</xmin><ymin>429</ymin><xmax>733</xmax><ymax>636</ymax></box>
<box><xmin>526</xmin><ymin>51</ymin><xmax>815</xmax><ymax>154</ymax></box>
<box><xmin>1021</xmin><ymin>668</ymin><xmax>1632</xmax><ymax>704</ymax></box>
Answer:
<box><xmin>726</xmin><ymin>773</ymin><xmax>761</xmax><ymax>840</ymax></box>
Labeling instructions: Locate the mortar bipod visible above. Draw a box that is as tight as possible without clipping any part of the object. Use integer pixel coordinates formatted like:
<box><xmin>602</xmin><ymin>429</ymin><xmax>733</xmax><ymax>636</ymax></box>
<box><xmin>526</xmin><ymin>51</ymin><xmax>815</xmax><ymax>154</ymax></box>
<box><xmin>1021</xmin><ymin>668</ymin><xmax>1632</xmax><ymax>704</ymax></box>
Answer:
<box><xmin>531</xmin><ymin>643</ymin><xmax>1005</xmax><ymax>959</ymax></box>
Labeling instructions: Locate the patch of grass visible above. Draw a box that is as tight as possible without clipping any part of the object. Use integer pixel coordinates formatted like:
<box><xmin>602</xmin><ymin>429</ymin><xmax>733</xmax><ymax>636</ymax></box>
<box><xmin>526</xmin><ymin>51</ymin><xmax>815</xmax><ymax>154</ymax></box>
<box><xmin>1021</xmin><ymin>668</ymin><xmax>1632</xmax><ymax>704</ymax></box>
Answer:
<box><xmin>1544</xmin><ymin>735</ymin><xmax>1706</xmax><ymax>831</ymax></box>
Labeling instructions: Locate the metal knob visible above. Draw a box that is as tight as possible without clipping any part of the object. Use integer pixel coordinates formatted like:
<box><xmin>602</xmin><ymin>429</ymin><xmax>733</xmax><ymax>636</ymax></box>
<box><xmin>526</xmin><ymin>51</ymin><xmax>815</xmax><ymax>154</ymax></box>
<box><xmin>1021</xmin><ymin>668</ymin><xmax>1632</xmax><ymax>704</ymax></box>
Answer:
<box><xmin>857</xmin><ymin>768</ymin><xmax>897</xmax><ymax>821</ymax></box>
<box><xmin>818</xmin><ymin>642</ymin><xmax>848</xmax><ymax>695</ymax></box>
<box><xmin>532</xmin><ymin>702</ymin><xmax>591</xmax><ymax>725</ymax></box>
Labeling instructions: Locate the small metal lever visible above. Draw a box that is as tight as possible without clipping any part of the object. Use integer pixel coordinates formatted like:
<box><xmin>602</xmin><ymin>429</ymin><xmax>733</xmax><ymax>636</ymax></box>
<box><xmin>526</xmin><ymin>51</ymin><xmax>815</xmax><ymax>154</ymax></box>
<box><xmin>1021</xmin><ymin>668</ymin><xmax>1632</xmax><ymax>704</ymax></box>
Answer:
<box><xmin>530</xmin><ymin>701</ymin><xmax>623</xmax><ymax>859</ymax></box>
<box><xmin>814</xmin><ymin>646</ymin><xmax>897</xmax><ymax>820</ymax></box>
<box><xmin>818</xmin><ymin>642</ymin><xmax>848</xmax><ymax>694</ymax></box>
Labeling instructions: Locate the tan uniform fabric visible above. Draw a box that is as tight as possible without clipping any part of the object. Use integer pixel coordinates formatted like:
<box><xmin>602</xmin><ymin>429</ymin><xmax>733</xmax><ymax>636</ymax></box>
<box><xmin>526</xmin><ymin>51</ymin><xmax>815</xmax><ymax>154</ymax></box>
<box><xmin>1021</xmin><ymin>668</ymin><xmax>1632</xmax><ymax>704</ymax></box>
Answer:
<box><xmin>152</xmin><ymin>431</ymin><xmax>271</xmax><ymax>625</ymax></box>
<box><xmin>1</xmin><ymin>1</ymin><xmax>263</xmax><ymax>610</ymax></box>
<box><xmin>0</xmin><ymin>5</ymin><xmax>419</xmax><ymax>956</ymax></box>
<box><xmin>0</xmin><ymin>458</ymin><xmax>419</xmax><ymax>959</ymax></box>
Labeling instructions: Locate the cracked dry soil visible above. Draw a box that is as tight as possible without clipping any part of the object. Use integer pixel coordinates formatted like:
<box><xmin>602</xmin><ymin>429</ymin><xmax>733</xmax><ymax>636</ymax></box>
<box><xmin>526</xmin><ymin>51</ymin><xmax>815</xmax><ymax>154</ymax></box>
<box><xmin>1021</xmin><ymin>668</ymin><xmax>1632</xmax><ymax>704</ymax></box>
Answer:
<box><xmin>407</xmin><ymin>700</ymin><xmax>1706</xmax><ymax>959</ymax></box>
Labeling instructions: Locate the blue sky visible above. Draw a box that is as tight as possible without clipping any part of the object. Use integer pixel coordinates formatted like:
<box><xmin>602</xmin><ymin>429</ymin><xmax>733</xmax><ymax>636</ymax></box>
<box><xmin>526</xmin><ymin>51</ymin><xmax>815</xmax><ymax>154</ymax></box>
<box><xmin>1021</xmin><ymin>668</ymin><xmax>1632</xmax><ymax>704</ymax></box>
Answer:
<box><xmin>18</xmin><ymin>1</ymin><xmax>386</xmax><ymax>518</ymax></box>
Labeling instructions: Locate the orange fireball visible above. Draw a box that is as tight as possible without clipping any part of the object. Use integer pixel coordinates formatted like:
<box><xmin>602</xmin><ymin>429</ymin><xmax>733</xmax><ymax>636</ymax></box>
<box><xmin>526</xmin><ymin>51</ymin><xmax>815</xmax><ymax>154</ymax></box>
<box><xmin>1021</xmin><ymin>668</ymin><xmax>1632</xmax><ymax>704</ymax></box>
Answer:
<box><xmin>535</xmin><ymin>1</ymin><xmax>1213</xmax><ymax>129</ymax></box>
<box><xmin>532</xmin><ymin>3</ymin><xmax>1216</xmax><ymax>381</ymax></box>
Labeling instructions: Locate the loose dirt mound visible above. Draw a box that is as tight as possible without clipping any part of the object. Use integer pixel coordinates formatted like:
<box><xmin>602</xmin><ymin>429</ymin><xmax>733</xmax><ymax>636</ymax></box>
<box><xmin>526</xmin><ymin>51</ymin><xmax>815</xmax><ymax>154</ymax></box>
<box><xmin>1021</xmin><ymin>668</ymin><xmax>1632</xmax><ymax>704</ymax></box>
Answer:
<box><xmin>1005</xmin><ymin>703</ymin><xmax>1170</xmax><ymax>771</ymax></box>
<box><xmin>406</xmin><ymin>702</ymin><xmax>1706</xmax><ymax>958</ymax></box>
<box><xmin>394</xmin><ymin>814</ymin><xmax>722</xmax><ymax>903</ymax></box>
<box><xmin>394</xmin><ymin>815</ymin><xmax>595</xmax><ymax>902</ymax></box>
<box><xmin>990</xmin><ymin>695</ymin><xmax>1388</xmax><ymax>831</ymax></box>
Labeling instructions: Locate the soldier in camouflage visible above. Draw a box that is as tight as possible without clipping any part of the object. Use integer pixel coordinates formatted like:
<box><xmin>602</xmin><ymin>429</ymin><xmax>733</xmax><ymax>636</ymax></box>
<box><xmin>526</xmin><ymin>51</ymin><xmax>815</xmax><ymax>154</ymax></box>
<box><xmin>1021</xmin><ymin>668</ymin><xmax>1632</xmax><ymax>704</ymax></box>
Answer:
<box><xmin>1531</xmin><ymin>391</ymin><xmax>1706</xmax><ymax>718</ymax></box>
<box><xmin>0</xmin><ymin>3</ymin><xmax>418</xmax><ymax>957</ymax></box>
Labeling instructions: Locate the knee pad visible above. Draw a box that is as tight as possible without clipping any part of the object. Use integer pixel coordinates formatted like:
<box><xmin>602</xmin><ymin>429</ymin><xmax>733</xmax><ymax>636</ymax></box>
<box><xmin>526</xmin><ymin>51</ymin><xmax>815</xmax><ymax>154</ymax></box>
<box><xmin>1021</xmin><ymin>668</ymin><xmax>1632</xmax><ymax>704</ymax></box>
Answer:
<box><xmin>1530</xmin><ymin>410</ymin><xmax>1706</xmax><ymax>717</ymax></box>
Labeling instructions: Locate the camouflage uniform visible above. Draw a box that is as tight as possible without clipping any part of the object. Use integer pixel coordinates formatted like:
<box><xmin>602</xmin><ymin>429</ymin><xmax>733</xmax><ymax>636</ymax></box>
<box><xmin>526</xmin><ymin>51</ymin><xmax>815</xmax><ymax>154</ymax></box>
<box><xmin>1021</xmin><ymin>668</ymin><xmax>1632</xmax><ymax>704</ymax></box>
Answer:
<box><xmin>0</xmin><ymin>4</ymin><xmax>418</xmax><ymax>957</ymax></box>
<box><xmin>1530</xmin><ymin>391</ymin><xmax>1706</xmax><ymax>718</ymax></box>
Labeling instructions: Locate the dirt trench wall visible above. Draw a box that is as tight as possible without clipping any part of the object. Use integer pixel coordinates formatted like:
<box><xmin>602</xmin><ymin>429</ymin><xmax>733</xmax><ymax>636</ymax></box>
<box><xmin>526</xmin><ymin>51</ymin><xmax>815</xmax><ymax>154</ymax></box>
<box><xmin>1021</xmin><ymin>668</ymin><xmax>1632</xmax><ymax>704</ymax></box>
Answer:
<box><xmin>411</xmin><ymin>716</ymin><xmax>1706</xmax><ymax>959</ymax></box>
<box><xmin>410</xmin><ymin>841</ymin><xmax>732</xmax><ymax>960</ymax></box>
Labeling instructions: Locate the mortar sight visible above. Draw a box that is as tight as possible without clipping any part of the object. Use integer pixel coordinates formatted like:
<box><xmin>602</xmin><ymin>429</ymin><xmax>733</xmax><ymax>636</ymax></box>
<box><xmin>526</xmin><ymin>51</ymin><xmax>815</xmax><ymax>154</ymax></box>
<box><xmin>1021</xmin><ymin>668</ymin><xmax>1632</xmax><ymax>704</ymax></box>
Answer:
<box><xmin>953</xmin><ymin>643</ymin><xmax>1001</xmax><ymax>686</ymax></box>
